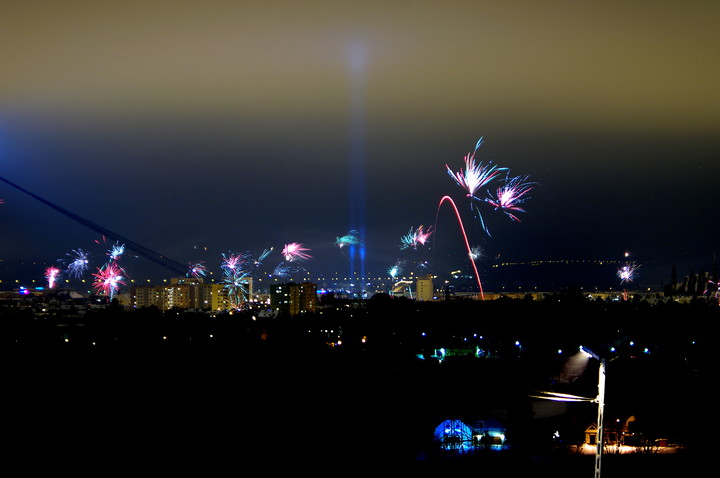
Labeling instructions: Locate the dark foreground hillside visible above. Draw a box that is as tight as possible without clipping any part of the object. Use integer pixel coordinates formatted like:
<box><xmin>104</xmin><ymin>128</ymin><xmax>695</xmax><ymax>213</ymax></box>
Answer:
<box><xmin>2</xmin><ymin>296</ymin><xmax>715</xmax><ymax>475</ymax></box>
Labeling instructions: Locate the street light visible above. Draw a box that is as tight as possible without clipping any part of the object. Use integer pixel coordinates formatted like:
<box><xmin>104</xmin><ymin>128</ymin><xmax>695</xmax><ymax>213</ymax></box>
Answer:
<box><xmin>530</xmin><ymin>346</ymin><xmax>609</xmax><ymax>478</ymax></box>
<box><xmin>580</xmin><ymin>345</ymin><xmax>606</xmax><ymax>478</ymax></box>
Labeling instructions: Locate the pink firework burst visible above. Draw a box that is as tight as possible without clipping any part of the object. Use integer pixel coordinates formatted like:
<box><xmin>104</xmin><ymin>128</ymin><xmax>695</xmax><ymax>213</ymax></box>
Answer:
<box><xmin>92</xmin><ymin>262</ymin><xmax>125</xmax><ymax>299</ymax></box>
<box><xmin>485</xmin><ymin>174</ymin><xmax>534</xmax><ymax>222</ymax></box>
<box><xmin>416</xmin><ymin>224</ymin><xmax>434</xmax><ymax>246</ymax></box>
<box><xmin>221</xmin><ymin>251</ymin><xmax>256</xmax><ymax>276</ymax></box>
<box><xmin>221</xmin><ymin>252</ymin><xmax>246</xmax><ymax>273</ymax></box>
<box><xmin>704</xmin><ymin>280</ymin><xmax>720</xmax><ymax>304</ymax></box>
<box><xmin>446</xmin><ymin>137</ymin><xmax>505</xmax><ymax>200</ymax></box>
<box><xmin>282</xmin><ymin>242</ymin><xmax>312</xmax><ymax>262</ymax></box>
<box><xmin>44</xmin><ymin>266</ymin><xmax>61</xmax><ymax>289</ymax></box>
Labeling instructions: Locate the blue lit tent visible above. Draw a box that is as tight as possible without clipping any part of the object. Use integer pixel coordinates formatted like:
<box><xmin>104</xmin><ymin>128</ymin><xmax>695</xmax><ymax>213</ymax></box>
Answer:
<box><xmin>434</xmin><ymin>418</ymin><xmax>508</xmax><ymax>452</ymax></box>
<box><xmin>434</xmin><ymin>419</ymin><xmax>474</xmax><ymax>451</ymax></box>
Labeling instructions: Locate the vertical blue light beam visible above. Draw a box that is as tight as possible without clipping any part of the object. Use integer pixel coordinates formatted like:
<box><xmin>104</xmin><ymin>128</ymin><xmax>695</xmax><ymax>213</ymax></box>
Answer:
<box><xmin>347</xmin><ymin>40</ymin><xmax>367</xmax><ymax>282</ymax></box>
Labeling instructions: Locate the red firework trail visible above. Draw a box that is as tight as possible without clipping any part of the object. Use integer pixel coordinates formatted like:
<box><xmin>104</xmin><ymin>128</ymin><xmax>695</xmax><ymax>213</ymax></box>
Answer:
<box><xmin>435</xmin><ymin>195</ymin><xmax>485</xmax><ymax>300</ymax></box>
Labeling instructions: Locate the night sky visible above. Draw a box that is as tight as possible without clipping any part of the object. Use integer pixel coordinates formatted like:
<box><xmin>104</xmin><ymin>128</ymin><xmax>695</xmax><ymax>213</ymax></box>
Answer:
<box><xmin>1</xmin><ymin>1</ymin><xmax>719</xmax><ymax>290</ymax></box>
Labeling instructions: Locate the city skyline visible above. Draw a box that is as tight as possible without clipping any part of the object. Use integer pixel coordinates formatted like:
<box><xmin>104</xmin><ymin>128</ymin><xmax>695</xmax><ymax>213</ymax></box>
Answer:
<box><xmin>1</xmin><ymin>2</ymin><xmax>719</xmax><ymax>292</ymax></box>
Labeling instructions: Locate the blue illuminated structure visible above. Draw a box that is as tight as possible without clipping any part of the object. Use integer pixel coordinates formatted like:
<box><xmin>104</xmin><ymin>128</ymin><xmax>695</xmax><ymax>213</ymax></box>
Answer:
<box><xmin>434</xmin><ymin>418</ymin><xmax>507</xmax><ymax>452</ymax></box>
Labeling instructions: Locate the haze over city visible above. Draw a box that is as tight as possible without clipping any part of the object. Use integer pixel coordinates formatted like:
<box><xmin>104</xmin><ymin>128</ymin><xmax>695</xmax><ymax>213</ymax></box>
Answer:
<box><xmin>2</xmin><ymin>1</ymin><xmax>719</xmax><ymax>291</ymax></box>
